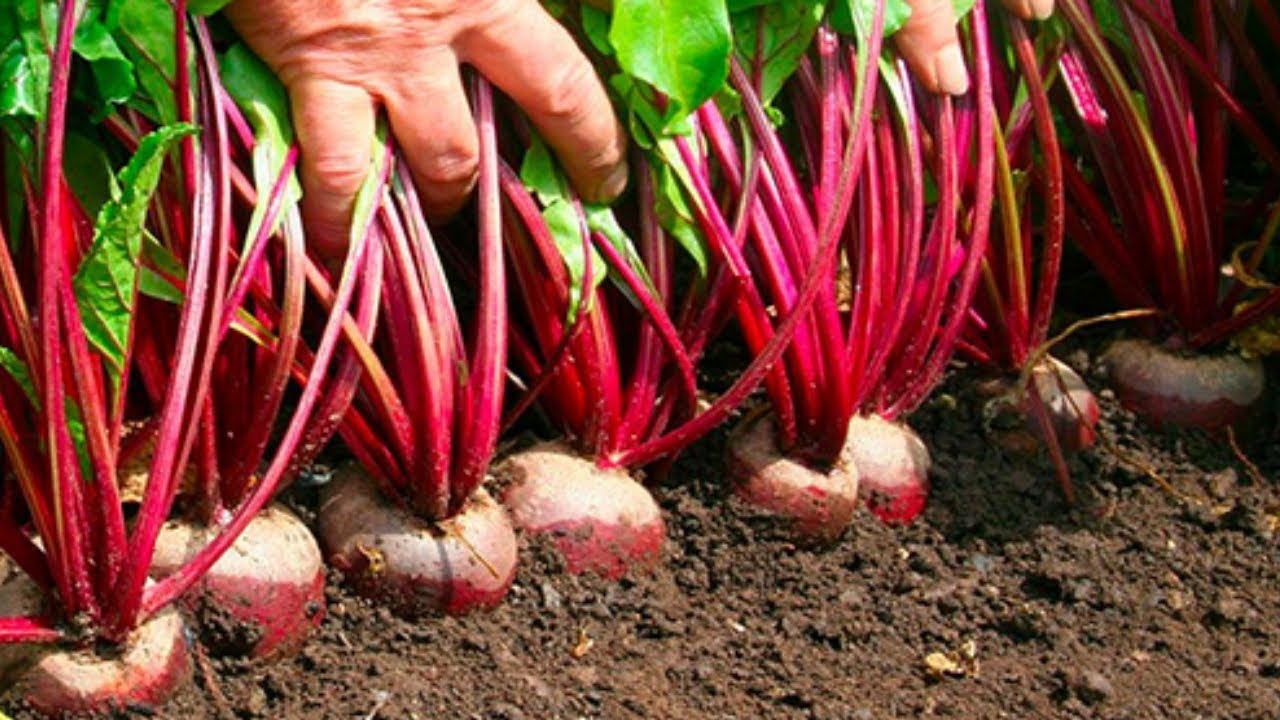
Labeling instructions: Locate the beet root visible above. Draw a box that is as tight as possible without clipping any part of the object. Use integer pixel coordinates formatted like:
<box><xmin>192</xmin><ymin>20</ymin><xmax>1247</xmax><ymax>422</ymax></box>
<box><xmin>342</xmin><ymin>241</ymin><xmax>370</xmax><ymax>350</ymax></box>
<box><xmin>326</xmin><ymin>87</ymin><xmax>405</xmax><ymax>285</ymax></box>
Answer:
<box><xmin>725</xmin><ymin>412</ymin><xmax>859</xmax><ymax>544</ymax></box>
<box><xmin>150</xmin><ymin>504</ymin><xmax>325</xmax><ymax>660</ymax></box>
<box><xmin>317</xmin><ymin>466</ymin><xmax>518</xmax><ymax>617</ymax></box>
<box><xmin>497</xmin><ymin>443</ymin><xmax>664</xmax><ymax>579</ymax></box>
<box><xmin>983</xmin><ymin>356</ymin><xmax>1101</xmax><ymax>454</ymax></box>
<box><xmin>17</xmin><ymin>608</ymin><xmax>191</xmax><ymax>717</ymax></box>
<box><xmin>843</xmin><ymin>415</ymin><xmax>930</xmax><ymax>525</ymax></box>
<box><xmin>1026</xmin><ymin>356</ymin><xmax>1101</xmax><ymax>452</ymax></box>
<box><xmin>1102</xmin><ymin>338</ymin><xmax>1265</xmax><ymax>431</ymax></box>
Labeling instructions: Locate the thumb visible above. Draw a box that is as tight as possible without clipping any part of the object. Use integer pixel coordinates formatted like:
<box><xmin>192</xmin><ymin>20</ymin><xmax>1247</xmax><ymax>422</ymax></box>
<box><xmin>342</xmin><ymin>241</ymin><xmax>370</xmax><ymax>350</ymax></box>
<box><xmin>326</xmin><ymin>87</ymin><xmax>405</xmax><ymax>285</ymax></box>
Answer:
<box><xmin>895</xmin><ymin>0</ymin><xmax>969</xmax><ymax>95</ymax></box>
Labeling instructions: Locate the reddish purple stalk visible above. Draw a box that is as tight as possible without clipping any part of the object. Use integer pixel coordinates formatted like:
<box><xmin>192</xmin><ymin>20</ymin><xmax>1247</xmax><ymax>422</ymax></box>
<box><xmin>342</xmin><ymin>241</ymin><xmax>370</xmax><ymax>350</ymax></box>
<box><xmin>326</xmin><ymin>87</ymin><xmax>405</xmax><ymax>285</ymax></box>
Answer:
<box><xmin>688</xmin><ymin>4</ymin><xmax>993</xmax><ymax>464</ymax></box>
<box><xmin>962</xmin><ymin>10</ymin><xmax>1065</xmax><ymax>369</ymax></box>
<box><xmin>1055</xmin><ymin>0</ymin><xmax>1280</xmax><ymax>348</ymax></box>
<box><xmin>0</xmin><ymin>5</ymin><xmax>376</xmax><ymax>650</ymax></box>
<box><xmin>500</xmin><ymin>5</ymin><xmax>931</xmax><ymax>472</ymax></box>
<box><xmin>328</xmin><ymin>77</ymin><xmax>507</xmax><ymax>522</ymax></box>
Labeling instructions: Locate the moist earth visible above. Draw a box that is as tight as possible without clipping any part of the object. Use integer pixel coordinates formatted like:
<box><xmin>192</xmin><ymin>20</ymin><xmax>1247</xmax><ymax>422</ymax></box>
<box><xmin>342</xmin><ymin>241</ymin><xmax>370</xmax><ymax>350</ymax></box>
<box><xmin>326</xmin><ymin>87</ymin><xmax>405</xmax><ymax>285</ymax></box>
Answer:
<box><xmin>7</xmin><ymin>351</ymin><xmax>1280</xmax><ymax>719</ymax></box>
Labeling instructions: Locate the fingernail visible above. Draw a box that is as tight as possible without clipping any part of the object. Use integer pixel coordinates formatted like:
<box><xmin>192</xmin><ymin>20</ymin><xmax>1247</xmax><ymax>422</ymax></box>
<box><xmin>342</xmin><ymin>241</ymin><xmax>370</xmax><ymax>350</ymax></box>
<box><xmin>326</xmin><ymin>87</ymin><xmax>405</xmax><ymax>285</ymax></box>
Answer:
<box><xmin>934</xmin><ymin>46</ymin><xmax>970</xmax><ymax>96</ymax></box>
<box><xmin>1029</xmin><ymin>0</ymin><xmax>1054</xmax><ymax>20</ymax></box>
<box><xmin>594</xmin><ymin>160</ymin><xmax>630</xmax><ymax>202</ymax></box>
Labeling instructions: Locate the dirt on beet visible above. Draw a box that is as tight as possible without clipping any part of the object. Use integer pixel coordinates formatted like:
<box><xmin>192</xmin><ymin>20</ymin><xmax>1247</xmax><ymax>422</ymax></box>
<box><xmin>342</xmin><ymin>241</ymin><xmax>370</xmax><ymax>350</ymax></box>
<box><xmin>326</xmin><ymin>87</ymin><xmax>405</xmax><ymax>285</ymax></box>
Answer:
<box><xmin>6</xmin><ymin>348</ymin><xmax>1280</xmax><ymax>720</ymax></box>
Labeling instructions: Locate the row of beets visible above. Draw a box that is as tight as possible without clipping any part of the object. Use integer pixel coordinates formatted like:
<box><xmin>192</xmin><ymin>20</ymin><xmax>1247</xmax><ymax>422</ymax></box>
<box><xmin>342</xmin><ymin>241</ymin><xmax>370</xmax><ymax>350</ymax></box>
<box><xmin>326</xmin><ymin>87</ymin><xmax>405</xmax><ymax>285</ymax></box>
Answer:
<box><xmin>0</xmin><ymin>0</ymin><xmax>1278</xmax><ymax>716</ymax></box>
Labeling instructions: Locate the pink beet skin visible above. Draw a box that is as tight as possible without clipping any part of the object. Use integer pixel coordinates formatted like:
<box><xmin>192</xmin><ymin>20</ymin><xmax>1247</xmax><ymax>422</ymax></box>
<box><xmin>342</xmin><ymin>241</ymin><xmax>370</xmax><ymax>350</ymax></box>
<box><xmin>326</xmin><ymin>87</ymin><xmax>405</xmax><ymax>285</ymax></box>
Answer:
<box><xmin>19</xmin><ymin>608</ymin><xmax>191</xmax><ymax>717</ymax></box>
<box><xmin>725</xmin><ymin>412</ymin><xmax>859</xmax><ymax>544</ymax></box>
<box><xmin>317</xmin><ymin>465</ymin><xmax>518</xmax><ymax>618</ymax></box>
<box><xmin>498</xmin><ymin>443</ymin><xmax>665</xmax><ymax>580</ymax></box>
<box><xmin>1102</xmin><ymin>338</ymin><xmax>1265</xmax><ymax>431</ymax></box>
<box><xmin>150</xmin><ymin>505</ymin><xmax>325</xmax><ymax>659</ymax></box>
<box><xmin>843</xmin><ymin>415</ymin><xmax>931</xmax><ymax>525</ymax></box>
<box><xmin>1025</xmin><ymin>356</ymin><xmax>1101</xmax><ymax>452</ymax></box>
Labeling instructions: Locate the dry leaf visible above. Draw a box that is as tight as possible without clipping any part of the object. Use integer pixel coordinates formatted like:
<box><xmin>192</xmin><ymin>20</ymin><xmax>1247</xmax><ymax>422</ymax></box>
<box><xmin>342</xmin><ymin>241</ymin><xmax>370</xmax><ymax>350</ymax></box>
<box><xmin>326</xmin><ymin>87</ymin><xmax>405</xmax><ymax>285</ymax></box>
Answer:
<box><xmin>570</xmin><ymin>627</ymin><xmax>594</xmax><ymax>659</ymax></box>
<box><xmin>924</xmin><ymin>641</ymin><xmax>980</xmax><ymax>679</ymax></box>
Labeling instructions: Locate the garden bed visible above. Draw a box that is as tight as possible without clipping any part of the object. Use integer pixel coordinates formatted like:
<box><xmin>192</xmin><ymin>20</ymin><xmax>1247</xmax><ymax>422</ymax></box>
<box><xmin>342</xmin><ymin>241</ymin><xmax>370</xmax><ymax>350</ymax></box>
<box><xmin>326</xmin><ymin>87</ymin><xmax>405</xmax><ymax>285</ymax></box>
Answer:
<box><xmin>9</xmin><ymin>348</ymin><xmax>1267</xmax><ymax>719</ymax></box>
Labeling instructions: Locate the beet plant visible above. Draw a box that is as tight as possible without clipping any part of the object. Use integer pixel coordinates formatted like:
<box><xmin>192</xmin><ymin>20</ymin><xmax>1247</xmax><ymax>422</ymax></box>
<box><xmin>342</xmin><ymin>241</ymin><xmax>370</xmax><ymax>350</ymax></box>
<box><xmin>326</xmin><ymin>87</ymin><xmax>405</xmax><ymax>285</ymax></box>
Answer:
<box><xmin>703</xmin><ymin>0</ymin><xmax>996</xmax><ymax>529</ymax></box>
<box><xmin>0</xmin><ymin>2</ymin><xmax>373</xmax><ymax>711</ymax></box>
<box><xmin>494</xmin><ymin>0</ymin><xmax>872</xmax><ymax>568</ymax></box>
<box><xmin>312</xmin><ymin>77</ymin><xmax>520</xmax><ymax>618</ymax></box>
<box><xmin>143</xmin><ymin>37</ymin><xmax>383</xmax><ymax>659</ymax></box>
<box><xmin>957</xmin><ymin>5</ymin><xmax>1098</xmax><ymax>499</ymax></box>
<box><xmin>1056</xmin><ymin>0</ymin><xmax>1280</xmax><ymax>431</ymax></box>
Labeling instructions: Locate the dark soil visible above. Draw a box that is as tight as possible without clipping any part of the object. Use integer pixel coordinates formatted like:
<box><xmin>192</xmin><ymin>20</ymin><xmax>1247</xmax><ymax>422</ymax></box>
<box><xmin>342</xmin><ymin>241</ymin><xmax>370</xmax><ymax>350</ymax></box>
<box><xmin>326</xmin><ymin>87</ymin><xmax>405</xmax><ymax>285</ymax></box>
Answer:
<box><xmin>8</xmin><ymin>355</ymin><xmax>1280</xmax><ymax>719</ymax></box>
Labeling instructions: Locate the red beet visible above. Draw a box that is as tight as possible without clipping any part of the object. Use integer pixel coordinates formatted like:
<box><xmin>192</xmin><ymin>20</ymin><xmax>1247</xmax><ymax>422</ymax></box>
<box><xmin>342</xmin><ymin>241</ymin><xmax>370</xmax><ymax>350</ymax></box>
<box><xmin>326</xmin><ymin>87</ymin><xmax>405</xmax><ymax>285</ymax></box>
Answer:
<box><xmin>1026</xmin><ymin>356</ymin><xmax>1101</xmax><ymax>452</ymax></box>
<box><xmin>150</xmin><ymin>505</ymin><xmax>325</xmax><ymax>659</ymax></box>
<box><xmin>984</xmin><ymin>356</ymin><xmax>1101</xmax><ymax>455</ymax></box>
<box><xmin>844</xmin><ymin>415</ymin><xmax>931</xmax><ymax>525</ymax></box>
<box><xmin>1102</xmin><ymin>338</ymin><xmax>1265</xmax><ymax>431</ymax></box>
<box><xmin>725</xmin><ymin>412</ymin><xmax>859</xmax><ymax>544</ymax></box>
<box><xmin>497</xmin><ymin>443</ymin><xmax>665</xmax><ymax>579</ymax></box>
<box><xmin>317</xmin><ymin>466</ymin><xmax>517</xmax><ymax>617</ymax></box>
<box><xmin>16</xmin><ymin>607</ymin><xmax>191</xmax><ymax>717</ymax></box>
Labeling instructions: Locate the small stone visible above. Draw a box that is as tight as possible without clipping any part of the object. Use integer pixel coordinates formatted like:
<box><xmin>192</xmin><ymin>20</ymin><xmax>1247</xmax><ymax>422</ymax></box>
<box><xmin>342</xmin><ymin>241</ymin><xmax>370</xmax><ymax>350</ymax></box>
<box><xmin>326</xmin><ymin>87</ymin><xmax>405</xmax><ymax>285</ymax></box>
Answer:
<box><xmin>838</xmin><ymin>587</ymin><xmax>866</xmax><ymax>606</ymax></box>
<box><xmin>489</xmin><ymin>702</ymin><xmax>526</xmax><ymax>720</ymax></box>
<box><xmin>243</xmin><ymin>684</ymin><xmax>269</xmax><ymax>716</ymax></box>
<box><xmin>1206</xmin><ymin>469</ymin><xmax>1238</xmax><ymax>500</ymax></box>
<box><xmin>1072</xmin><ymin>669</ymin><xmax>1113</xmax><ymax>704</ymax></box>
<box><xmin>970</xmin><ymin>553</ymin><xmax>994</xmax><ymax>575</ymax></box>
<box><xmin>567</xmin><ymin>664</ymin><xmax>599</xmax><ymax>687</ymax></box>
<box><xmin>1211</xmin><ymin>594</ymin><xmax>1251</xmax><ymax>625</ymax></box>
<box><xmin>540</xmin><ymin>582</ymin><xmax>563</xmax><ymax>611</ymax></box>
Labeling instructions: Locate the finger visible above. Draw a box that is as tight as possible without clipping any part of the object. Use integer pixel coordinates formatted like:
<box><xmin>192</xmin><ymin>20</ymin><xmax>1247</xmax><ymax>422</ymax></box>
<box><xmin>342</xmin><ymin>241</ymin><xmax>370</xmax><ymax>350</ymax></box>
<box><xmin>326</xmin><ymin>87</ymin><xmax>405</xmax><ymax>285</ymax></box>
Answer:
<box><xmin>895</xmin><ymin>0</ymin><xmax>969</xmax><ymax>95</ymax></box>
<box><xmin>290</xmin><ymin>76</ymin><xmax>378</xmax><ymax>259</ymax></box>
<box><xmin>462</xmin><ymin>1</ymin><xmax>627</xmax><ymax>203</ymax></box>
<box><xmin>1001</xmin><ymin>0</ymin><xmax>1054</xmax><ymax>20</ymax></box>
<box><xmin>385</xmin><ymin>54</ymin><xmax>480</xmax><ymax>221</ymax></box>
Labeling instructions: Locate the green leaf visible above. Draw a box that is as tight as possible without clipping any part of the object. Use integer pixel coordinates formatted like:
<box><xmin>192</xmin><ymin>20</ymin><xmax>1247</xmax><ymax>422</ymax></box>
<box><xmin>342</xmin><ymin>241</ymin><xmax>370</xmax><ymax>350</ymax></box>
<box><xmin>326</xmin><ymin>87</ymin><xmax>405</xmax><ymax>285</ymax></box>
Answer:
<box><xmin>580</xmin><ymin>4</ymin><xmax>613</xmax><ymax>56</ymax></box>
<box><xmin>610</xmin><ymin>0</ymin><xmax>731</xmax><ymax>130</ymax></box>
<box><xmin>63</xmin><ymin>130</ymin><xmax>116</xmax><ymax>217</ymax></box>
<box><xmin>187</xmin><ymin>0</ymin><xmax>233</xmax><ymax>15</ymax></box>
<box><xmin>0</xmin><ymin>347</ymin><xmax>85</xmax><ymax>477</ymax></box>
<box><xmin>585</xmin><ymin>202</ymin><xmax>658</xmax><ymax>307</ymax></box>
<box><xmin>730</xmin><ymin>0</ymin><xmax>825</xmax><ymax>107</ymax></box>
<box><xmin>0</xmin><ymin>347</ymin><xmax>36</xmax><ymax>406</ymax></box>
<box><xmin>953</xmin><ymin>0</ymin><xmax>977</xmax><ymax>19</ymax></box>
<box><xmin>830</xmin><ymin>0</ymin><xmax>975</xmax><ymax>37</ymax></box>
<box><xmin>74</xmin><ymin>123</ymin><xmax>197</xmax><ymax>387</ymax></box>
<box><xmin>220</xmin><ymin>42</ymin><xmax>300</xmax><ymax>243</ymax></box>
<box><xmin>609</xmin><ymin>72</ymin><xmax>693</xmax><ymax>148</ymax></box>
<box><xmin>140</xmin><ymin>232</ymin><xmax>186</xmax><ymax>304</ymax></box>
<box><xmin>74</xmin><ymin>15</ymin><xmax>136</xmax><ymax>106</ymax></box>
<box><xmin>0</xmin><ymin>36</ymin><xmax>48</xmax><ymax>119</ymax></box>
<box><xmin>139</xmin><ymin>266</ymin><xmax>184</xmax><ymax>303</ymax></box>
<box><xmin>1088</xmin><ymin>0</ymin><xmax>1134</xmax><ymax>58</ymax></box>
<box><xmin>112</xmin><ymin>0</ymin><xmax>184</xmax><ymax>123</ymax></box>
<box><xmin>520</xmin><ymin>137</ymin><xmax>602</xmax><ymax>320</ymax></box>
<box><xmin>653</xmin><ymin>159</ymin><xmax>708</xmax><ymax>277</ymax></box>
<box><xmin>830</xmin><ymin>0</ymin><xmax>914</xmax><ymax>38</ymax></box>
<box><xmin>520</xmin><ymin>132</ymin><xmax>569</xmax><ymax>207</ymax></box>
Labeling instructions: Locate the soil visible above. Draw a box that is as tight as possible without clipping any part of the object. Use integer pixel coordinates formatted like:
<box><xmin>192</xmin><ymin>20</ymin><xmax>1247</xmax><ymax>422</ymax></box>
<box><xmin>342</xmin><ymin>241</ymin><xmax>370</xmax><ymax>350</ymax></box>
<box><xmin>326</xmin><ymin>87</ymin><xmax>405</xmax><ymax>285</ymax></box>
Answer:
<box><xmin>6</xmin><ymin>351</ymin><xmax>1280</xmax><ymax>719</ymax></box>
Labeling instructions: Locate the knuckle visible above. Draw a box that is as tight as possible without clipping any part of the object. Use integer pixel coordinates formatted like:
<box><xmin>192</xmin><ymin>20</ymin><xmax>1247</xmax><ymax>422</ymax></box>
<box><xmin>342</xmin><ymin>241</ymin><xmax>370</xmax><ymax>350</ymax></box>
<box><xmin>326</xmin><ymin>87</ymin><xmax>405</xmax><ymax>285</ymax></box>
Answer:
<box><xmin>581</xmin><ymin>135</ymin><xmax>625</xmax><ymax>177</ymax></box>
<box><xmin>420</xmin><ymin>145</ymin><xmax>479</xmax><ymax>187</ymax></box>
<box><xmin>537</xmin><ymin>58</ymin><xmax>598</xmax><ymax>125</ymax></box>
<box><xmin>306</xmin><ymin>150</ymin><xmax>371</xmax><ymax>198</ymax></box>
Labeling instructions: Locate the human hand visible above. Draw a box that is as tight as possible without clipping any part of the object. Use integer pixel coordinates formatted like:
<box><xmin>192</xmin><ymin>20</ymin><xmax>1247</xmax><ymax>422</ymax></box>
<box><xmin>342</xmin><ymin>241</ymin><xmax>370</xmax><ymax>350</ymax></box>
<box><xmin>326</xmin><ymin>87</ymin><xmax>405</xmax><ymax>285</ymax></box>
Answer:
<box><xmin>895</xmin><ymin>0</ymin><xmax>1054</xmax><ymax>95</ymax></box>
<box><xmin>224</xmin><ymin>0</ymin><xmax>627</xmax><ymax>257</ymax></box>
